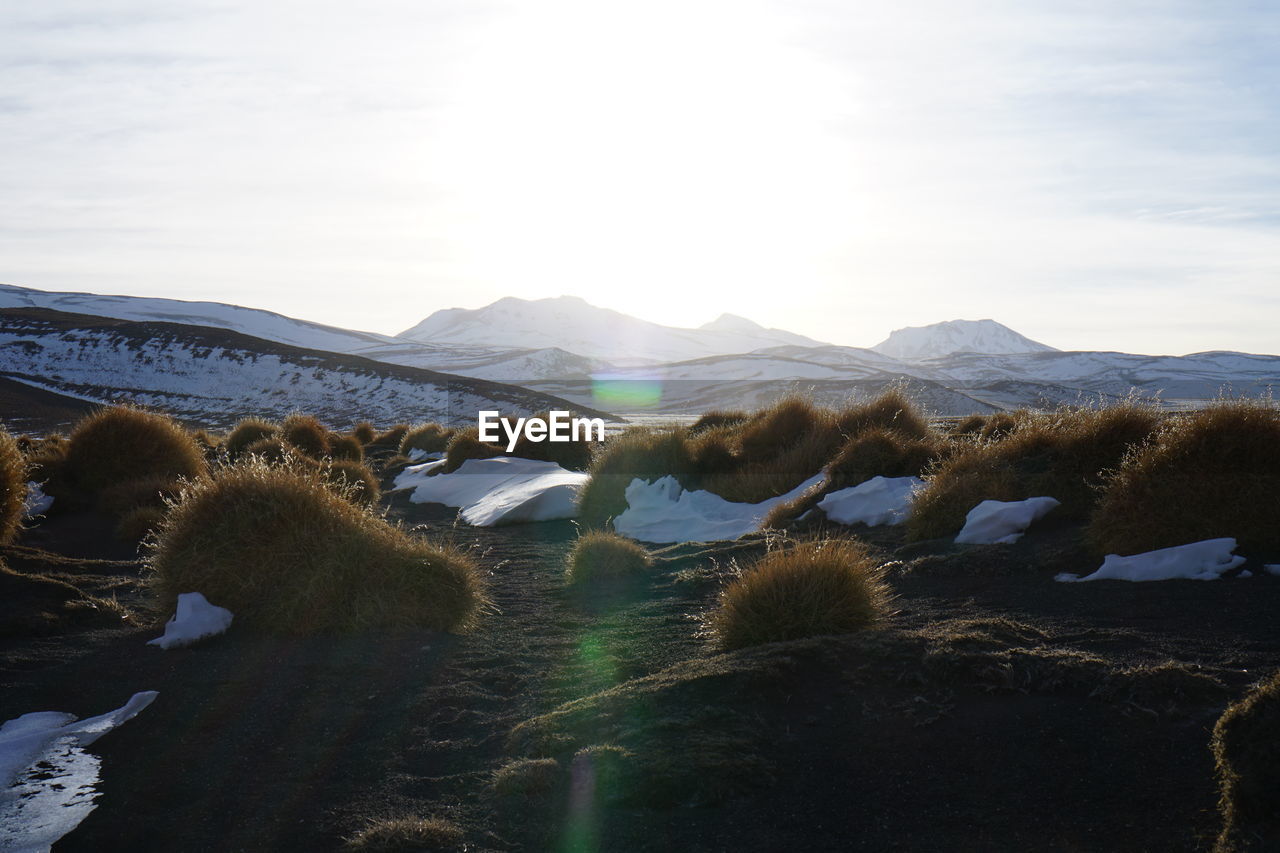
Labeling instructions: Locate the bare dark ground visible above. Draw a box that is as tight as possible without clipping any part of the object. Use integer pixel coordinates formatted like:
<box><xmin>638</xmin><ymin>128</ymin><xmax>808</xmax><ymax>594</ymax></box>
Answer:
<box><xmin>2</xmin><ymin>497</ymin><xmax>1277</xmax><ymax>852</ymax></box>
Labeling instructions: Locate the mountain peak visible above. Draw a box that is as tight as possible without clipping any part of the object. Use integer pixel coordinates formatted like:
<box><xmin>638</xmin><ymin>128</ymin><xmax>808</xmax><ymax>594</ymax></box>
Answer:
<box><xmin>872</xmin><ymin>319</ymin><xmax>1056</xmax><ymax>361</ymax></box>
<box><xmin>700</xmin><ymin>313</ymin><xmax>765</xmax><ymax>332</ymax></box>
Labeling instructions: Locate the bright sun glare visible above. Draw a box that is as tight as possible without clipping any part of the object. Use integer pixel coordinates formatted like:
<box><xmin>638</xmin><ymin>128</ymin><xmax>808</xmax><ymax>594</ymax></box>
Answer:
<box><xmin>434</xmin><ymin>1</ymin><xmax>862</xmax><ymax>324</ymax></box>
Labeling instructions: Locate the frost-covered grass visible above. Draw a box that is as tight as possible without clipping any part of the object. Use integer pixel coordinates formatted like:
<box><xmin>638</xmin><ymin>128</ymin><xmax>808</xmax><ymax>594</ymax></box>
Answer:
<box><xmin>710</xmin><ymin>538</ymin><xmax>888</xmax><ymax>650</ymax></box>
<box><xmin>148</xmin><ymin>459</ymin><xmax>486</xmax><ymax>633</ymax></box>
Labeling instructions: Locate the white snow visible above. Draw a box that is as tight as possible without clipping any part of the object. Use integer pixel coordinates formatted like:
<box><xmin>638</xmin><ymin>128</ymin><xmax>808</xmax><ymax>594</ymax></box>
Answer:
<box><xmin>954</xmin><ymin>497</ymin><xmax>1060</xmax><ymax>545</ymax></box>
<box><xmin>613</xmin><ymin>473</ymin><xmax>825</xmax><ymax>544</ymax></box>
<box><xmin>148</xmin><ymin>593</ymin><xmax>234</xmax><ymax>650</ymax></box>
<box><xmin>0</xmin><ymin>691</ymin><xmax>157</xmax><ymax>853</ymax></box>
<box><xmin>1056</xmin><ymin>538</ymin><xmax>1247</xmax><ymax>583</ymax></box>
<box><xmin>1265</xmin><ymin>564</ymin><xmax>1280</xmax><ymax>577</ymax></box>
<box><xmin>394</xmin><ymin>456</ymin><xmax>588</xmax><ymax>526</ymax></box>
<box><xmin>872</xmin><ymin>319</ymin><xmax>1057</xmax><ymax>360</ymax></box>
<box><xmin>22</xmin><ymin>482</ymin><xmax>53</xmax><ymax>518</ymax></box>
<box><xmin>816</xmin><ymin>476</ymin><xmax>922</xmax><ymax>527</ymax></box>
<box><xmin>405</xmin><ymin>449</ymin><xmax>443</xmax><ymax>462</ymax></box>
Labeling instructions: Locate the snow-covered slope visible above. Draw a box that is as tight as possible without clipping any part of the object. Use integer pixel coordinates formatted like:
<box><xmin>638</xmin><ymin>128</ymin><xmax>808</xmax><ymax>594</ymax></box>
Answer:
<box><xmin>0</xmin><ymin>308</ymin><xmax>611</xmax><ymax>427</ymax></box>
<box><xmin>397</xmin><ymin>296</ymin><xmax>828</xmax><ymax>363</ymax></box>
<box><xmin>873</xmin><ymin>319</ymin><xmax>1057</xmax><ymax>360</ymax></box>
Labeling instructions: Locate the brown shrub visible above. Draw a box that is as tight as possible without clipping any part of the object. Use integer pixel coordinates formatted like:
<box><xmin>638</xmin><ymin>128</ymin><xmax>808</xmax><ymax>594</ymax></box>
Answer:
<box><xmin>280</xmin><ymin>413</ymin><xmax>331</xmax><ymax>459</ymax></box>
<box><xmin>148</xmin><ymin>459</ymin><xmax>485</xmax><ymax>633</ymax></box>
<box><xmin>1211</xmin><ymin>671</ymin><xmax>1280</xmax><ymax>852</ymax></box>
<box><xmin>399</xmin><ymin>422</ymin><xmax>453</xmax><ymax>456</ymax></box>
<box><xmin>577</xmin><ymin>428</ymin><xmax>696</xmax><ymax>528</ymax></box>
<box><xmin>224</xmin><ymin>418</ymin><xmax>278</xmax><ymax>458</ymax></box>
<box><xmin>1089</xmin><ymin>400</ymin><xmax>1280</xmax><ymax>556</ymax></box>
<box><xmin>351</xmin><ymin>422</ymin><xmax>376</xmax><ymax>445</ymax></box>
<box><xmin>0</xmin><ymin>429</ymin><xmax>26</xmax><ymax>545</ymax></box>
<box><xmin>565</xmin><ymin>531</ymin><xmax>652</xmax><ymax>585</ymax></box>
<box><xmin>909</xmin><ymin>401</ymin><xmax>1159</xmax><ymax>540</ymax></box>
<box><xmin>709</xmin><ymin>538</ymin><xmax>888</xmax><ymax>650</ymax></box>
<box><xmin>49</xmin><ymin>406</ymin><xmax>206</xmax><ymax>507</ymax></box>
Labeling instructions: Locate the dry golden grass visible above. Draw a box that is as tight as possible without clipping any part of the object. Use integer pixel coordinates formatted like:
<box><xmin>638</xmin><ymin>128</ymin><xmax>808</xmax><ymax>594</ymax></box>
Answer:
<box><xmin>577</xmin><ymin>428</ymin><xmax>695</xmax><ymax>528</ymax></box>
<box><xmin>344</xmin><ymin>816</ymin><xmax>463</xmax><ymax>850</ymax></box>
<box><xmin>115</xmin><ymin>505</ymin><xmax>166</xmax><ymax>542</ymax></box>
<box><xmin>399</xmin><ymin>422</ymin><xmax>453</xmax><ymax>456</ymax></box>
<box><xmin>98</xmin><ymin>475</ymin><xmax>183</xmax><ymax>516</ymax></box>
<box><xmin>1211</xmin><ymin>671</ymin><xmax>1280</xmax><ymax>852</ymax></box>
<box><xmin>147</xmin><ymin>459</ymin><xmax>485</xmax><ymax>633</ymax></box>
<box><xmin>20</xmin><ymin>434</ymin><xmax>67</xmax><ymax>484</ymax></box>
<box><xmin>50</xmin><ymin>406</ymin><xmax>206</xmax><ymax>507</ymax></box>
<box><xmin>908</xmin><ymin>401</ymin><xmax>1160</xmax><ymax>540</ymax></box>
<box><xmin>279</xmin><ymin>412</ymin><xmax>330</xmax><ymax>459</ymax></box>
<box><xmin>441</xmin><ymin>428</ymin><xmax>503</xmax><ymax>473</ymax></box>
<box><xmin>688</xmin><ymin>410</ymin><xmax>748</xmax><ymax>434</ymax></box>
<box><xmin>317</xmin><ymin>458</ymin><xmax>381</xmax><ymax>506</ymax></box>
<box><xmin>492</xmin><ymin>757</ymin><xmax>560</xmax><ymax>795</ymax></box>
<box><xmin>224</xmin><ymin>418</ymin><xmax>278</xmax><ymax>458</ymax></box>
<box><xmin>327</xmin><ymin>433</ymin><xmax>364</xmax><ymax>462</ymax></box>
<box><xmin>826</xmin><ymin>427</ymin><xmax>941</xmax><ymax>490</ymax></box>
<box><xmin>951</xmin><ymin>411</ymin><xmax>1021</xmax><ymax>440</ymax></box>
<box><xmin>370</xmin><ymin>424</ymin><xmax>410</xmax><ymax>448</ymax></box>
<box><xmin>565</xmin><ymin>531</ymin><xmax>652</xmax><ymax>585</ymax></box>
<box><xmin>1088</xmin><ymin>399</ymin><xmax>1280</xmax><ymax>556</ymax></box>
<box><xmin>242</xmin><ymin>437</ymin><xmax>301</xmax><ymax>465</ymax></box>
<box><xmin>0</xmin><ymin>428</ymin><xmax>26</xmax><ymax>545</ymax></box>
<box><xmin>506</xmin><ymin>411</ymin><xmax>595</xmax><ymax>471</ymax></box>
<box><xmin>836</xmin><ymin>388</ymin><xmax>932</xmax><ymax>440</ymax></box>
<box><xmin>709</xmin><ymin>538</ymin><xmax>888</xmax><ymax>650</ymax></box>
<box><xmin>350</xmin><ymin>422</ymin><xmax>376</xmax><ymax>445</ymax></box>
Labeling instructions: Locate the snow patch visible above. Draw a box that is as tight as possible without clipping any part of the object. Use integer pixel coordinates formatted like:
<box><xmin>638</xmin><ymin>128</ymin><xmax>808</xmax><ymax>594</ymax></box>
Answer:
<box><xmin>613</xmin><ymin>473</ymin><xmax>825</xmax><ymax>544</ymax></box>
<box><xmin>816</xmin><ymin>476</ymin><xmax>922</xmax><ymax>527</ymax></box>
<box><xmin>955</xmin><ymin>497</ymin><xmax>1060</xmax><ymax>545</ymax></box>
<box><xmin>394</xmin><ymin>457</ymin><xmax>587</xmax><ymax>526</ymax></box>
<box><xmin>22</xmin><ymin>482</ymin><xmax>53</xmax><ymax>519</ymax></box>
<box><xmin>0</xmin><ymin>691</ymin><xmax>157</xmax><ymax>853</ymax></box>
<box><xmin>148</xmin><ymin>593</ymin><xmax>234</xmax><ymax>650</ymax></box>
<box><xmin>1265</xmin><ymin>564</ymin><xmax>1280</xmax><ymax>577</ymax></box>
<box><xmin>1056</xmin><ymin>538</ymin><xmax>1246</xmax><ymax>583</ymax></box>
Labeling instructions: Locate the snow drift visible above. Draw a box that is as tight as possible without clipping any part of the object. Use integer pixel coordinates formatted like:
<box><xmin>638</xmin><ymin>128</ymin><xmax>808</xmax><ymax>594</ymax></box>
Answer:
<box><xmin>955</xmin><ymin>497</ymin><xmax>1060</xmax><ymax>545</ymax></box>
<box><xmin>816</xmin><ymin>476</ymin><xmax>922</xmax><ymax>527</ymax></box>
<box><xmin>613</xmin><ymin>474</ymin><xmax>824</xmax><ymax>544</ymax></box>
<box><xmin>148</xmin><ymin>593</ymin><xmax>234</xmax><ymax>650</ymax></box>
<box><xmin>393</xmin><ymin>457</ymin><xmax>588</xmax><ymax>526</ymax></box>
<box><xmin>1056</xmin><ymin>538</ymin><xmax>1247</xmax><ymax>583</ymax></box>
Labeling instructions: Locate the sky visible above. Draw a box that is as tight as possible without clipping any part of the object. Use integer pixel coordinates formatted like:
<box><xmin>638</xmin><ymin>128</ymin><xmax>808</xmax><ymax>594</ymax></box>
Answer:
<box><xmin>2</xmin><ymin>0</ymin><xmax>1279</xmax><ymax>355</ymax></box>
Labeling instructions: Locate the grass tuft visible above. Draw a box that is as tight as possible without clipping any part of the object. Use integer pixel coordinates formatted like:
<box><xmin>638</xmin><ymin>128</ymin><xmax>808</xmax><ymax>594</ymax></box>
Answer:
<box><xmin>399</xmin><ymin>422</ymin><xmax>454</xmax><ymax>456</ymax></box>
<box><xmin>0</xmin><ymin>428</ymin><xmax>26</xmax><ymax>545</ymax></box>
<box><xmin>577</xmin><ymin>429</ymin><xmax>695</xmax><ymax>528</ymax></box>
<box><xmin>709</xmin><ymin>538</ymin><xmax>888</xmax><ymax>650</ymax></box>
<box><xmin>492</xmin><ymin>757</ymin><xmax>560</xmax><ymax>795</ymax></box>
<box><xmin>279</xmin><ymin>412</ymin><xmax>331</xmax><ymax>459</ymax></box>
<box><xmin>350</xmin><ymin>422</ymin><xmax>376</xmax><ymax>445</ymax></box>
<box><xmin>565</xmin><ymin>531</ymin><xmax>652</xmax><ymax>585</ymax></box>
<box><xmin>345</xmin><ymin>816</ymin><xmax>464</xmax><ymax>850</ymax></box>
<box><xmin>147</xmin><ymin>459</ymin><xmax>485</xmax><ymax>633</ymax></box>
<box><xmin>441</xmin><ymin>428</ymin><xmax>504</xmax><ymax>473</ymax></box>
<box><xmin>1211</xmin><ymin>671</ymin><xmax>1280</xmax><ymax>852</ymax></box>
<box><xmin>327</xmin><ymin>433</ymin><xmax>364</xmax><ymax>462</ymax></box>
<box><xmin>836</xmin><ymin>388</ymin><xmax>932</xmax><ymax>440</ymax></box>
<box><xmin>1088</xmin><ymin>399</ymin><xmax>1280</xmax><ymax>556</ymax></box>
<box><xmin>224</xmin><ymin>418</ymin><xmax>278</xmax><ymax>458</ymax></box>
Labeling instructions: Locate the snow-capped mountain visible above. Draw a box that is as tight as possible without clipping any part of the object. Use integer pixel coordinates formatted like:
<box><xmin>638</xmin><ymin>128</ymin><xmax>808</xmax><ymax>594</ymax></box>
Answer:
<box><xmin>0</xmin><ymin>308</ymin><xmax>610</xmax><ymax>428</ymax></box>
<box><xmin>873</xmin><ymin>319</ymin><xmax>1057</xmax><ymax>361</ymax></box>
<box><xmin>397</xmin><ymin>296</ymin><xmax>827</xmax><ymax>363</ymax></box>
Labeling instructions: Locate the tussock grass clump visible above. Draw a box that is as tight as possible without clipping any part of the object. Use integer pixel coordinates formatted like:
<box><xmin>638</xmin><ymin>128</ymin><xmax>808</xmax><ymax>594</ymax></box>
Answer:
<box><xmin>98</xmin><ymin>475</ymin><xmax>182</xmax><ymax>516</ymax></box>
<box><xmin>224</xmin><ymin>418</ymin><xmax>277</xmax><ymax>458</ymax></box>
<box><xmin>345</xmin><ymin>816</ymin><xmax>463</xmax><ymax>850</ymax></box>
<box><xmin>951</xmin><ymin>411</ymin><xmax>1020</xmax><ymax>440</ymax></box>
<box><xmin>399</xmin><ymin>422</ymin><xmax>453</xmax><ymax>456</ymax></box>
<box><xmin>0</xmin><ymin>429</ymin><xmax>26</xmax><ymax>545</ymax></box>
<box><xmin>327</xmin><ymin>433</ymin><xmax>364</xmax><ymax>462</ymax></box>
<box><xmin>507</xmin><ymin>411</ymin><xmax>595</xmax><ymax>472</ymax></box>
<box><xmin>826</xmin><ymin>427</ymin><xmax>941</xmax><ymax>490</ymax></box>
<box><xmin>908</xmin><ymin>401</ymin><xmax>1160</xmax><ymax>541</ymax></box>
<box><xmin>689</xmin><ymin>410</ymin><xmax>748</xmax><ymax>435</ymax></box>
<box><xmin>1089</xmin><ymin>400</ymin><xmax>1280</xmax><ymax>556</ymax></box>
<box><xmin>148</xmin><ymin>460</ymin><xmax>485</xmax><ymax>633</ymax></box>
<box><xmin>492</xmin><ymin>757</ymin><xmax>559</xmax><ymax>795</ymax></box>
<box><xmin>1211</xmin><ymin>672</ymin><xmax>1280</xmax><ymax>852</ymax></box>
<box><xmin>710</xmin><ymin>539</ymin><xmax>888</xmax><ymax>650</ymax></box>
<box><xmin>736</xmin><ymin>397</ymin><xmax>830</xmax><ymax>463</ymax></box>
<box><xmin>279</xmin><ymin>413</ymin><xmax>330</xmax><ymax>459</ymax></box>
<box><xmin>318</xmin><ymin>459</ymin><xmax>381</xmax><ymax>506</ymax></box>
<box><xmin>577</xmin><ymin>429</ymin><xmax>695</xmax><ymax>528</ymax></box>
<box><xmin>51</xmin><ymin>406</ymin><xmax>206</xmax><ymax>507</ymax></box>
<box><xmin>242</xmin><ymin>437</ymin><xmax>300</xmax><ymax>465</ymax></box>
<box><xmin>116</xmin><ymin>505</ymin><xmax>166</xmax><ymax>542</ymax></box>
<box><xmin>21</xmin><ymin>434</ymin><xmax>67</xmax><ymax>484</ymax></box>
<box><xmin>836</xmin><ymin>388</ymin><xmax>932</xmax><ymax>440</ymax></box>
<box><xmin>351</xmin><ymin>422</ymin><xmax>376</xmax><ymax>445</ymax></box>
<box><xmin>370</xmin><ymin>424</ymin><xmax>410</xmax><ymax>448</ymax></box>
<box><xmin>441</xmin><ymin>428</ymin><xmax>503</xmax><ymax>473</ymax></box>
<box><xmin>565</xmin><ymin>531</ymin><xmax>652</xmax><ymax>585</ymax></box>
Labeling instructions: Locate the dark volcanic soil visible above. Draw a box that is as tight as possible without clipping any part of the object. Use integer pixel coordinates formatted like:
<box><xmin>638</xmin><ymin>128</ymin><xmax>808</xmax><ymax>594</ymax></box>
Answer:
<box><xmin>2</xmin><ymin>496</ymin><xmax>1277</xmax><ymax>852</ymax></box>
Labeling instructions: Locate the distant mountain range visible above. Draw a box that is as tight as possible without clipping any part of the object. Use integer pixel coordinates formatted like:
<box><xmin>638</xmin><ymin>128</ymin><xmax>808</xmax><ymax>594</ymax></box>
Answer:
<box><xmin>0</xmin><ymin>282</ymin><xmax>1275</xmax><ymax>425</ymax></box>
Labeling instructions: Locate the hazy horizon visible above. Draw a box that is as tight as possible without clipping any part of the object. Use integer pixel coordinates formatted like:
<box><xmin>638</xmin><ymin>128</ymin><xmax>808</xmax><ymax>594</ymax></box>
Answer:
<box><xmin>3</xmin><ymin>2</ymin><xmax>1279</xmax><ymax>355</ymax></box>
